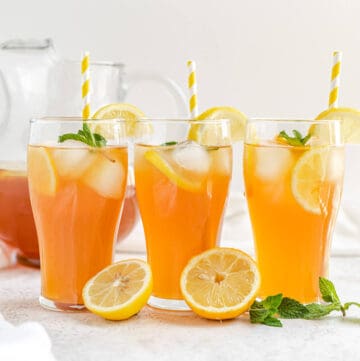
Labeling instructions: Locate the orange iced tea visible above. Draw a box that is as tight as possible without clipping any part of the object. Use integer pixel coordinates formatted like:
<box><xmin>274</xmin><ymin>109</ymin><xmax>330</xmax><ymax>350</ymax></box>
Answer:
<box><xmin>0</xmin><ymin>167</ymin><xmax>39</xmax><ymax>263</ymax></box>
<box><xmin>244</xmin><ymin>124</ymin><xmax>344</xmax><ymax>302</ymax></box>
<box><xmin>135</xmin><ymin>141</ymin><xmax>232</xmax><ymax>303</ymax></box>
<box><xmin>28</xmin><ymin>144</ymin><xmax>127</xmax><ymax>310</ymax></box>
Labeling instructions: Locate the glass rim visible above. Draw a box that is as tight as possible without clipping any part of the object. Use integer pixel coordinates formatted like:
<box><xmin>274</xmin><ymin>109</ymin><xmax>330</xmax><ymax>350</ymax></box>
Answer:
<box><xmin>247</xmin><ymin>117</ymin><xmax>342</xmax><ymax>125</ymax></box>
<box><xmin>30</xmin><ymin>117</ymin><xmax>127</xmax><ymax>124</ymax></box>
<box><xmin>136</xmin><ymin>118</ymin><xmax>230</xmax><ymax>125</ymax></box>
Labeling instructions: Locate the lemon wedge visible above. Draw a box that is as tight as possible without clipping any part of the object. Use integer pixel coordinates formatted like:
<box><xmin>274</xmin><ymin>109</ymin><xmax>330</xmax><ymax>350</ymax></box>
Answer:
<box><xmin>291</xmin><ymin>147</ymin><xmax>330</xmax><ymax>214</ymax></box>
<box><xmin>92</xmin><ymin>103</ymin><xmax>151</xmax><ymax>138</ymax></box>
<box><xmin>188</xmin><ymin>106</ymin><xmax>247</xmax><ymax>144</ymax></box>
<box><xmin>27</xmin><ymin>147</ymin><xmax>57</xmax><ymax>196</ymax></box>
<box><xmin>315</xmin><ymin>107</ymin><xmax>360</xmax><ymax>143</ymax></box>
<box><xmin>180</xmin><ymin>247</ymin><xmax>261</xmax><ymax>320</ymax></box>
<box><xmin>144</xmin><ymin>149</ymin><xmax>202</xmax><ymax>192</ymax></box>
<box><xmin>82</xmin><ymin>259</ymin><xmax>153</xmax><ymax>321</ymax></box>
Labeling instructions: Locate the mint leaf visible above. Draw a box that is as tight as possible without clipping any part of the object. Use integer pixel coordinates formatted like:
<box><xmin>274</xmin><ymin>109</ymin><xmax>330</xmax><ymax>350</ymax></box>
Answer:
<box><xmin>161</xmin><ymin>141</ymin><xmax>178</xmax><ymax>146</ymax></box>
<box><xmin>278</xmin><ymin>297</ymin><xmax>309</xmax><ymax>319</ymax></box>
<box><xmin>319</xmin><ymin>277</ymin><xmax>340</xmax><ymax>304</ymax></box>
<box><xmin>249</xmin><ymin>301</ymin><xmax>270</xmax><ymax>323</ymax></box>
<box><xmin>263</xmin><ymin>294</ymin><xmax>283</xmax><ymax>310</ymax></box>
<box><xmin>58</xmin><ymin>122</ymin><xmax>107</xmax><ymax>148</ymax></box>
<box><xmin>304</xmin><ymin>303</ymin><xmax>338</xmax><ymax>319</ymax></box>
<box><xmin>93</xmin><ymin>133</ymin><xmax>107</xmax><ymax>147</ymax></box>
<box><xmin>278</xmin><ymin>130</ymin><xmax>311</xmax><ymax>147</ymax></box>
<box><xmin>262</xmin><ymin>316</ymin><xmax>283</xmax><ymax>327</ymax></box>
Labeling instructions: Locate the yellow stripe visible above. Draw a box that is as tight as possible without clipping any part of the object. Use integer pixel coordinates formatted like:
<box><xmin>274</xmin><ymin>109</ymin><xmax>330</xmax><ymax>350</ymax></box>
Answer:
<box><xmin>81</xmin><ymin>55</ymin><xmax>89</xmax><ymax>74</ymax></box>
<box><xmin>82</xmin><ymin>104</ymin><xmax>90</xmax><ymax>119</ymax></box>
<box><xmin>187</xmin><ymin>60</ymin><xmax>192</xmax><ymax>67</ymax></box>
<box><xmin>331</xmin><ymin>62</ymin><xmax>341</xmax><ymax>81</ymax></box>
<box><xmin>328</xmin><ymin>88</ymin><xmax>338</xmax><ymax>107</ymax></box>
<box><xmin>189</xmin><ymin>95</ymin><xmax>197</xmax><ymax>111</ymax></box>
<box><xmin>82</xmin><ymin>79</ymin><xmax>90</xmax><ymax>98</ymax></box>
<box><xmin>188</xmin><ymin>72</ymin><xmax>196</xmax><ymax>88</ymax></box>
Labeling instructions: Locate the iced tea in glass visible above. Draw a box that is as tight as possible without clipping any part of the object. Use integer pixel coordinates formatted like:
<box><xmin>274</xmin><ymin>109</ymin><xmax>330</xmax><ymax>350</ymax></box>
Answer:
<box><xmin>243</xmin><ymin>119</ymin><xmax>344</xmax><ymax>302</ymax></box>
<box><xmin>28</xmin><ymin>118</ymin><xmax>128</xmax><ymax>311</ymax></box>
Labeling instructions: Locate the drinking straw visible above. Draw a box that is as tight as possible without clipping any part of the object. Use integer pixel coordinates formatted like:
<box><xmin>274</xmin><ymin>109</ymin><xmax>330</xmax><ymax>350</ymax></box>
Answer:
<box><xmin>81</xmin><ymin>51</ymin><xmax>91</xmax><ymax>119</ymax></box>
<box><xmin>328</xmin><ymin>51</ymin><xmax>342</xmax><ymax>109</ymax></box>
<box><xmin>187</xmin><ymin>60</ymin><xmax>199</xmax><ymax>118</ymax></box>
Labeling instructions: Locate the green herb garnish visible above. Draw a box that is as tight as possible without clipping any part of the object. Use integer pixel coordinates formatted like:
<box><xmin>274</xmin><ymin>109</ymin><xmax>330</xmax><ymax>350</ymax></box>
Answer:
<box><xmin>278</xmin><ymin>129</ymin><xmax>311</xmax><ymax>146</ymax></box>
<box><xmin>58</xmin><ymin>122</ymin><xmax>107</xmax><ymax>147</ymax></box>
<box><xmin>161</xmin><ymin>141</ymin><xmax>178</xmax><ymax>146</ymax></box>
<box><xmin>249</xmin><ymin>277</ymin><xmax>360</xmax><ymax>327</ymax></box>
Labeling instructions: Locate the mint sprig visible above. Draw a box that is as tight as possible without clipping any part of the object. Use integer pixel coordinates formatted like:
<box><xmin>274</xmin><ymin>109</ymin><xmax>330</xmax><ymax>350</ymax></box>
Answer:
<box><xmin>58</xmin><ymin>122</ymin><xmax>107</xmax><ymax>147</ymax></box>
<box><xmin>278</xmin><ymin>129</ymin><xmax>311</xmax><ymax>146</ymax></box>
<box><xmin>249</xmin><ymin>277</ymin><xmax>360</xmax><ymax>327</ymax></box>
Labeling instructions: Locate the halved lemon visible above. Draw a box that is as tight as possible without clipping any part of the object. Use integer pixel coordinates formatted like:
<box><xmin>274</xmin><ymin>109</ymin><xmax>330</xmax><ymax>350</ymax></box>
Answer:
<box><xmin>92</xmin><ymin>103</ymin><xmax>150</xmax><ymax>138</ymax></box>
<box><xmin>180</xmin><ymin>247</ymin><xmax>261</xmax><ymax>320</ymax></box>
<box><xmin>83</xmin><ymin>259</ymin><xmax>152</xmax><ymax>321</ymax></box>
<box><xmin>27</xmin><ymin>147</ymin><xmax>57</xmax><ymax>196</ymax></box>
<box><xmin>291</xmin><ymin>147</ymin><xmax>330</xmax><ymax>215</ymax></box>
<box><xmin>315</xmin><ymin>107</ymin><xmax>360</xmax><ymax>143</ymax></box>
<box><xmin>188</xmin><ymin>106</ymin><xmax>247</xmax><ymax>144</ymax></box>
<box><xmin>144</xmin><ymin>149</ymin><xmax>202</xmax><ymax>192</ymax></box>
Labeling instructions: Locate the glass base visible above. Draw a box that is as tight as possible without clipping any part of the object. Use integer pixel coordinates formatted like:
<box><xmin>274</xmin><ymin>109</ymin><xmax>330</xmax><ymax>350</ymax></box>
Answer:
<box><xmin>39</xmin><ymin>295</ymin><xmax>86</xmax><ymax>312</ymax></box>
<box><xmin>16</xmin><ymin>253</ymin><xmax>40</xmax><ymax>268</ymax></box>
<box><xmin>148</xmin><ymin>296</ymin><xmax>190</xmax><ymax>311</ymax></box>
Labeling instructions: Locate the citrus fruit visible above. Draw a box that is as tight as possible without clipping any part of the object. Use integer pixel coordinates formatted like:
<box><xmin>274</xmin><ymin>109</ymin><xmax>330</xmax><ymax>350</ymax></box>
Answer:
<box><xmin>82</xmin><ymin>259</ymin><xmax>153</xmax><ymax>321</ymax></box>
<box><xmin>291</xmin><ymin>147</ymin><xmax>331</xmax><ymax>214</ymax></box>
<box><xmin>315</xmin><ymin>107</ymin><xmax>360</xmax><ymax>143</ymax></box>
<box><xmin>188</xmin><ymin>106</ymin><xmax>247</xmax><ymax>144</ymax></box>
<box><xmin>92</xmin><ymin>103</ymin><xmax>150</xmax><ymax>138</ymax></box>
<box><xmin>27</xmin><ymin>147</ymin><xmax>57</xmax><ymax>196</ymax></box>
<box><xmin>144</xmin><ymin>149</ymin><xmax>203</xmax><ymax>192</ymax></box>
<box><xmin>180</xmin><ymin>247</ymin><xmax>261</xmax><ymax>320</ymax></box>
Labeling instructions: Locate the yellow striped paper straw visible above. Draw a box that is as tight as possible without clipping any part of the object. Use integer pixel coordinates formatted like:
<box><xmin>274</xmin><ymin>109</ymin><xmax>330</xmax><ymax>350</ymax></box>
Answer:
<box><xmin>187</xmin><ymin>60</ymin><xmax>199</xmax><ymax>118</ymax></box>
<box><xmin>81</xmin><ymin>51</ymin><xmax>91</xmax><ymax>119</ymax></box>
<box><xmin>328</xmin><ymin>51</ymin><xmax>342</xmax><ymax>109</ymax></box>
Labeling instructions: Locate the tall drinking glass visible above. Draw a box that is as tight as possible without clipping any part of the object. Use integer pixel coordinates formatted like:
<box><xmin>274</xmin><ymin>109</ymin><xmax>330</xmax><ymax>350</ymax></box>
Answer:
<box><xmin>134</xmin><ymin>119</ymin><xmax>232</xmax><ymax>310</ymax></box>
<box><xmin>243</xmin><ymin>119</ymin><xmax>344</xmax><ymax>302</ymax></box>
<box><xmin>28</xmin><ymin>118</ymin><xmax>128</xmax><ymax>311</ymax></box>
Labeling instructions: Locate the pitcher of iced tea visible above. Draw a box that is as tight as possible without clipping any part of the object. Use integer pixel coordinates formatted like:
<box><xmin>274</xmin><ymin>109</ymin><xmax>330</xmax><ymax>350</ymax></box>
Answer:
<box><xmin>0</xmin><ymin>38</ymin><xmax>187</xmax><ymax>266</ymax></box>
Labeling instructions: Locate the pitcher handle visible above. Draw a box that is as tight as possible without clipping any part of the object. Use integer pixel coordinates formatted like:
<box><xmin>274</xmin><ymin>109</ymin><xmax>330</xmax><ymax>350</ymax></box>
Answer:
<box><xmin>0</xmin><ymin>70</ymin><xmax>11</xmax><ymax>135</ymax></box>
<box><xmin>126</xmin><ymin>71</ymin><xmax>189</xmax><ymax>117</ymax></box>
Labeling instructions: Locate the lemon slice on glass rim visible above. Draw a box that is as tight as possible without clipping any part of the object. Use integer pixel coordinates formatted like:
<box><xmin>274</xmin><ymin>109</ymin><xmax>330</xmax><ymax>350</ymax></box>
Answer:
<box><xmin>92</xmin><ymin>103</ymin><xmax>151</xmax><ymax>138</ymax></box>
<box><xmin>27</xmin><ymin>147</ymin><xmax>57</xmax><ymax>196</ymax></box>
<box><xmin>83</xmin><ymin>259</ymin><xmax>153</xmax><ymax>321</ymax></box>
<box><xmin>291</xmin><ymin>147</ymin><xmax>333</xmax><ymax>215</ymax></box>
<box><xmin>315</xmin><ymin>107</ymin><xmax>360</xmax><ymax>144</ymax></box>
<box><xmin>188</xmin><ymin>106</ymin><xmax>247</xmax><ymax>144</ymax></box>
<box><xmin>180</xmin><ymin>247</ymin><xmax>260</xmax><ymax>320</ymax></box>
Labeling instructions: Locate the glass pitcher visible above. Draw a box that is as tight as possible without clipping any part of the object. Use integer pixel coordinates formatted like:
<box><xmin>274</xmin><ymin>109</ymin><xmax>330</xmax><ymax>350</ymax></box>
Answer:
<box><xmin>0</xmin><ymin>38</ymin><xmax>188</xmax><ymax>267</ymax></box>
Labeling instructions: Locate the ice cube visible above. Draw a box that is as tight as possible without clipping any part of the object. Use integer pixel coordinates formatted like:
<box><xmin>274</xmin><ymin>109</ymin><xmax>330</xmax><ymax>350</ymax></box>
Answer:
<box><xmin>83</xmin><ymin>155</ymin><xmax>125</xmax><ymax>199</ymax></box>
<box><xmin>52</xmin><ymin>148</ymin><xmax>96</xmax><ymax>179</ymax></box>
<box><xmin>255</xmin><ymin>146</ymin><xmax>293</xmax><ymax>180</ymax></box>
<box><xmin>172</xmin><ymin>141</ymin><xmax>210</xmax><ymax>174</ymax></box>
<box><xmin>210</xmin><ymin>148</ymin><xmax>232</xmax><ymax>175</ymax></box>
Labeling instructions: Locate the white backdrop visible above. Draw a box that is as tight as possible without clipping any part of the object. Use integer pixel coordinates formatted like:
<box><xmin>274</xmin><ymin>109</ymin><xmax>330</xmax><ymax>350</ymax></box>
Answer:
<box><xmin>1</xmin><ymin>0</ymin><xmax>360</xmax><ymax>117</ymax></box>
<box><xmin>1</xmin><ymin>0</ymin><xmax>360</xmax><ymax>252</ymax></box>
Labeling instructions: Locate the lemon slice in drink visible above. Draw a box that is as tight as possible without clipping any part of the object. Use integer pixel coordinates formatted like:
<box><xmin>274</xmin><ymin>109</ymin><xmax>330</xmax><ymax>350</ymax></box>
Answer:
<box><xmin>180</xmin><ymin>247</ymin><xmax>261</xmax><ymax>320</ymax></box>
<box><xmin>83</xmin><ymin>259</ymin><xmax>152</xmax><ymax>321</ymax></box>
<box><xmin>291</xmin><ymin>147</ymin><xmax>330</xmax><ymax>215</ymax></box>
<box><xmin>315</xmin><ymin>107</ymin><xmax>360</xmax><ymax>143</ymax></box>
<box><xmin>92</xmin><ymin>103</ymin><xmax>151</xmax><ymax>138</ymax></box>
<box><xmin>144</xmin><ymin>149</ymin><xmax>202</xmax><ymax>192</ymax></box>
<box><xmin>188</xmin><ymin>106</ymin><xmax>247</xmax><ymax>144</ymax></box>
<box><xmin>27</xmin><ymin>147</ymin><xmax>57</xmax><ymax>196</ymax></box>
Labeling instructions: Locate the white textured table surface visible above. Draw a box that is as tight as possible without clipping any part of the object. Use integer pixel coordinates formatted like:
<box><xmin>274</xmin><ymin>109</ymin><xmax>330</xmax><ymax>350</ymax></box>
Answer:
<box><xmin>1</xmin><ymin>253</ymin><xmax>360</xmax><ymax>361</ymax></box>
